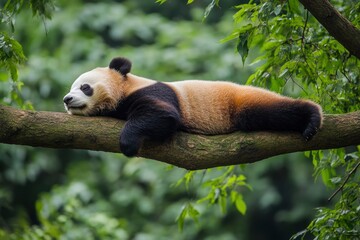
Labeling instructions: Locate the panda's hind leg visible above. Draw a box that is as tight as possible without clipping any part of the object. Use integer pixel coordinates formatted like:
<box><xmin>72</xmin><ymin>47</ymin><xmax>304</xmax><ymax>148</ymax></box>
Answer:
<box><xmin>235</xmin><ymin>99</ymin><xmax>322</xmax><ymax>140</ymax></box>
<box><xmin>301</xmin><ymin>101</ymin><xmax>322</xmax><ymax>141</ymax></box>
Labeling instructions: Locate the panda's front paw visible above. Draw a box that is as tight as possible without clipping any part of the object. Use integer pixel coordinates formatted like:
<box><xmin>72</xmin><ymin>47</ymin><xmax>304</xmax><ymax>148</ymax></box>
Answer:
<box><xmin>120</xmin><ymin>138</ymin><xmax>141</xmax><ymax>157</ymax></box>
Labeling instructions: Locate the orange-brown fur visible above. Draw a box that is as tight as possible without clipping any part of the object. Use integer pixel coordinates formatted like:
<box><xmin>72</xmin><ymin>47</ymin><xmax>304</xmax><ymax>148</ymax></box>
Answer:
<box><xmin>166</xmin><ymin>80</ymin><xmax>294</xmax><ymax>134</ymax></box>
<box><xmin>123</xmin><ymin>73</ymin><xmax>156</xmax><ymax>97</ymax></box>
<box><xmin>100</xmin><ymin>70</ymin><xmax>322</xmax><ymax>136</ymax></box>
<box><xmin>92</xmin><ymin>70</ymin><xmax>155</xmax><ymax>113</ymax></box>
<box><xmin>90</xmin><ymin>68</ymin><xmax>125</xmax><ymax>113</ymax></box>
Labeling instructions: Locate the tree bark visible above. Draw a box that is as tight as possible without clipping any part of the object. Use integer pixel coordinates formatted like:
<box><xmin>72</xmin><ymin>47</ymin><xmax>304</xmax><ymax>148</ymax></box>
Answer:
<box><xmin>1</xmin><ymin>105</ymin><xmax>359</xmax><ymax>170</ymax></box>
<box><xmin>299</xmin><ymin>0</ymin><xmax>360</xmax><ymax>59</ymax></box>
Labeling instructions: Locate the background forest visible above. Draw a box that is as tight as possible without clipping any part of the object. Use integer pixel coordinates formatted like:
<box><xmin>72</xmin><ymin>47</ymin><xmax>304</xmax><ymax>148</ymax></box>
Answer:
<box><xmin>0</xmin><ymin>0</ymin><xmax>359</xmax><ymax>239</ymax></box>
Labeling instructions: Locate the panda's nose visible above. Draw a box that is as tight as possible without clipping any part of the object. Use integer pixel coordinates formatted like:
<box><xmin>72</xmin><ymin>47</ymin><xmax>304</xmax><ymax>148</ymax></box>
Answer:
<box><xmin>63</xmin><ymin>95</ymin><xmax>73</xmax><ymax>105</ymax></box>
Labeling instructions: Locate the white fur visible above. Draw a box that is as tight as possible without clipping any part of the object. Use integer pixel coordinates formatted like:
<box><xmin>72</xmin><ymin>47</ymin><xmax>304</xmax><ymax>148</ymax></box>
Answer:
<box><xmin>64</xmin><ymin>68</ymin><xmax>108</xmax><ymax>115</ymax></box>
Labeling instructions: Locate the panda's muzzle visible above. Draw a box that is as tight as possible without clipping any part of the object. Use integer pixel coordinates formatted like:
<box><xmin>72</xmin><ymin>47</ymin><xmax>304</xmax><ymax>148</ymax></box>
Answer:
<box><xmin>63</xmin><ymin>95</ymin><xmax>74</xmax><ymax>105</ymax></box>
<box><xmin>63</xmin><ymin>95</ymin><xmax>86</xmax><ymax>110</ymax></box>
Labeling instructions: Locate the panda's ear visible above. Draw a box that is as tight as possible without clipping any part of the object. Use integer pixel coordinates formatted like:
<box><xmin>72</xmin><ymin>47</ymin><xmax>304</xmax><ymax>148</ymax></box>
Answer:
<box><xmin>109</xmin><ymin>57</ymin><xmax>132</xmax><ymax>76</ymax></box>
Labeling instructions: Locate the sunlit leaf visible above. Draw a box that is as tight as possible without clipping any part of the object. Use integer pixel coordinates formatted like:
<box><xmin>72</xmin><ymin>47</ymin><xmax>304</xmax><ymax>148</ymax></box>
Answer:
<box><xmin>235</xmin><ymin>195</ymin><xmax>247</xmax><ymax>215</ymax></box>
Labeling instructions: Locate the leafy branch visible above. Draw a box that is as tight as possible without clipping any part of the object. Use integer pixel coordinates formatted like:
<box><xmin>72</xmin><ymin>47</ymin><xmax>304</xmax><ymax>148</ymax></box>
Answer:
<box><xmin>299</xmin><ymin>0</ymin><xmax>360</xmax><ymax>59</ymax></box>
<box><xmin>328</xmin><ymin>160</ymin><xmax>360</xmax><ymax>201</ymax></box>
<box><xmin>0</xmin><ymin>0</ymin><xmax>55</xmax><ymax>103</ymax></box>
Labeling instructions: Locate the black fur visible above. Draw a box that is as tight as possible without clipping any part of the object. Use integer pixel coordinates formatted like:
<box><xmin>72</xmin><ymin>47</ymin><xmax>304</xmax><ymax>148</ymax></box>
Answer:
<box><xmin>109</xmin><ymin>57</ymin><xmax>132</xmax><ymax>76</ymax></box>
<box><xmin>102</xmin><ymin>82</ymin><xmax>181</xmax><ymax>157</ymax></box>
<box><xmin>80</xmin><ymin>84</ymin><xmax>93</xmax><ymax>96</ymax></box>
<box><xmin>235</xmin><ymin>100</ymin><xmax>321</xmax><ymax>140</ymax></box>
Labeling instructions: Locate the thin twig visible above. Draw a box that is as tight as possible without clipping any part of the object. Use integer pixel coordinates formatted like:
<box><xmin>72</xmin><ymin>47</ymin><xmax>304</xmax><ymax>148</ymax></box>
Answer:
<box><xmin>328</xmin><ymin>161</ymin><xmax>360</xmax><ymax>201</ymax></box>
<box><xmin>289</xmin><ymin>75</ymin><xmax>308</xmax><ymax>95</ymax></box>
<box><xmin>301</xmin><ymin>10</ymin><xmax>309</xmax><ymax>49</ymax></box>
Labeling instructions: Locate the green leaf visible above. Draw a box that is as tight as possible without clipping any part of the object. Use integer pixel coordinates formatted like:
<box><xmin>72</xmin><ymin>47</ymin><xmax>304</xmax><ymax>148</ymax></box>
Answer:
<box><xmin>176</xmin><ymin>203</ymin><xmax>199</xmax><ymax>231</ymax></box>
<box><xmin>288</xmin><ymin>0</ymin><xmax>302</xmax><ymax>15</ymax></box>
<box><xmin>273</xmin><ymin>5</ymin><xmax>282</xmax><ymax>16</ymax></box>
<box><xmin>174</xmin><ymin>170</ymin><xmax>203</xmax><ymax>190</ymax></box>
<box><xmin>235</xmin><ymin>195</ymin><xmax>247</xmax><ymax>215</ymax></box>
<box><xmin>155</xmin><ymin>0</ymin><xmax>167</xmax><ymax>3</ymax></box>
<box><xmin>233</xmin><ymin>4</ymin><xmax>257</xmax><ymax>23</ymax></box>
<box><xmin>330</xmin><ymin>177</ymin><xmax>342</xmax><ymax>184</ymax></box>
<box><xmin>188</xmin><ymin>204</ymin><xmax>200</xmax><ymax>223</ymax></box>
<box><xmin>219</xmin><ymin>190</ymin><xmax>227</xmax><ymax>214</ymax></box>
<box><xmin>279</xmin><ymin>60</ymin><xmax>298</xmax><ymax>78</ymax></box>
<box><xmin>231</xmin><ymin>190</ymin><xmax>246</xmax><ymax>215</ymax></box>
<box><xmin>203</xmin><ymin>0</ymin><xmax>217</xmax><ymax>20</ymax></box>
<box><xmin>176</xmin><ymin>205</ymin><xmax>187</xmax><ymax>231</ymax></box>
<box><xmin>237</xmin><ymin>32</ymin><xmax>249</xmax><ymax>65</ymax></box>
<box><xmin>290</xmin><ymin>229</ymin><xmax>308</xmax><ymax>240</ymax></box>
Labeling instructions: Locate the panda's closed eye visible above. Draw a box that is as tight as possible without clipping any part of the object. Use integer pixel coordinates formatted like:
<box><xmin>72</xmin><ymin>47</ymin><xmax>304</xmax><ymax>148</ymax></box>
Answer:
<box><xmin>80</xmin><ymin>84</ymin><xmax>93</xmax><ymax>96</ymax></box>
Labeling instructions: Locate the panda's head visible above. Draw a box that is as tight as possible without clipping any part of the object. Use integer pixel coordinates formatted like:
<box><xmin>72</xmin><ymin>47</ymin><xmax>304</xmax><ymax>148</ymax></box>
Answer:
<box><xmin>63</xmin><ymin>57</ymin><xmax>132</xmax><ymax>116</ymax></box>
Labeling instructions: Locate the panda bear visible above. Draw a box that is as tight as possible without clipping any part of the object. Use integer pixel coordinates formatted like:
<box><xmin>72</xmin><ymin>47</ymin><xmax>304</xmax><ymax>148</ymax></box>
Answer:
<box><xmin>63</xmin><ymin>57</ymin><xmax>322</xmax><ymax>157</ymax></box>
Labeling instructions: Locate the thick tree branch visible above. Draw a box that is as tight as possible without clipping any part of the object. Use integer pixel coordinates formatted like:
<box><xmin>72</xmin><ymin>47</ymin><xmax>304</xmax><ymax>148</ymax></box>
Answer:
<box><xmin>0</xmin><ymin>105</ymin><xmax>359</xmax><ymax>170</ymax></box>
<box><xmin>299</xmin><ymin>0</ymin><xmax>360</xmax><ymax>59</ymax></box>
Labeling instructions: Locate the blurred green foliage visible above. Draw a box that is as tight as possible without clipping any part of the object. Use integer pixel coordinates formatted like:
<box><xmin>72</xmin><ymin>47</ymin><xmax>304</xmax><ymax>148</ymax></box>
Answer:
<box><xmin>0</xmin><ymin>0</ymin><xmax>55</xmax><ymax>108</ymax></box>
<box><xmin>0</xmin><ymin>0</ymin><xmax>359</xmax><ymax>239</ymax></box>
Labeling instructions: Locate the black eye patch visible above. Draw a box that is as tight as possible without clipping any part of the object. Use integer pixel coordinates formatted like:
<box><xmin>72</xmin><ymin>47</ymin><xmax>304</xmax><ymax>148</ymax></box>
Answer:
<box><xmin>80</xmin><ymin>84</ymin><xmax>93</xmax><ymax>96</ymax></box>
